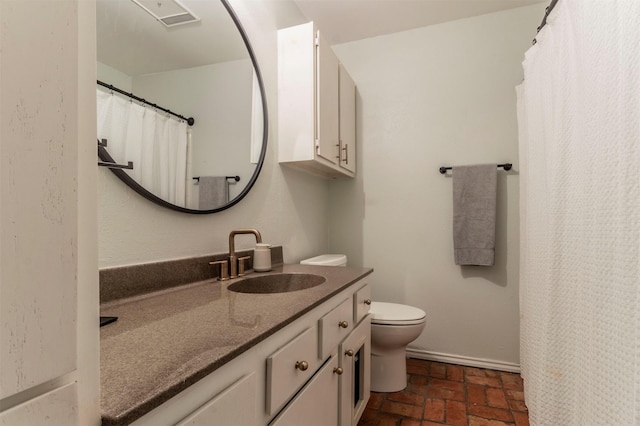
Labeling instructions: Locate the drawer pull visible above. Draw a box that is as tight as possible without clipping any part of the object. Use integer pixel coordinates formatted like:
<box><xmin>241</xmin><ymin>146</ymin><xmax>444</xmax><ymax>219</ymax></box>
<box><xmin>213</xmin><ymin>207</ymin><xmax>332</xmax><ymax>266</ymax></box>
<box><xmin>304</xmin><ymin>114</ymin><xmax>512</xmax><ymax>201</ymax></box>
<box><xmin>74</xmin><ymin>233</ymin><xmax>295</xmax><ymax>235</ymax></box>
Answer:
<box><xmin>295</xmin><ymin>360</ymin><xmax>309</xmax><ymax>371</ymax></box>
<box><xmin>364</xmin><ymin>299</ymin><xmax>372</xmax><ymax>305</ymax></box>
<box><xmin>333</xmin><ymin>367</ymin><xmax>343</xmax><ymax>375</ymax></box>
<box><xmin>345</xmin><ymin>349</ymin><xmax>354</xmax><ymax>357</ymax></box>
<box><xmin>339</xmin><ymin>320</ymin><xmax>349</xmax><ymax>329</ymax></box>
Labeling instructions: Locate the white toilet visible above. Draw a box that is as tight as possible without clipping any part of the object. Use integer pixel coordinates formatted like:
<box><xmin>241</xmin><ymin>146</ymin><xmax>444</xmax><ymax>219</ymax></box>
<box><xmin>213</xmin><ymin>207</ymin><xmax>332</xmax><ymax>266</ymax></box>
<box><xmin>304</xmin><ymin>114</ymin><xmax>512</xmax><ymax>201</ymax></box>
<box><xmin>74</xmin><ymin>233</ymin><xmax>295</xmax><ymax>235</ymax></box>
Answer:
<box><xmin>369</xmin><ymin>301</ymin><xmax>426</xmax><ymax>392</ymax></box>
<box><xmin>300</xmin><ymin>254</ymin><xmax>427</xmax><ymax>393</ymax></box>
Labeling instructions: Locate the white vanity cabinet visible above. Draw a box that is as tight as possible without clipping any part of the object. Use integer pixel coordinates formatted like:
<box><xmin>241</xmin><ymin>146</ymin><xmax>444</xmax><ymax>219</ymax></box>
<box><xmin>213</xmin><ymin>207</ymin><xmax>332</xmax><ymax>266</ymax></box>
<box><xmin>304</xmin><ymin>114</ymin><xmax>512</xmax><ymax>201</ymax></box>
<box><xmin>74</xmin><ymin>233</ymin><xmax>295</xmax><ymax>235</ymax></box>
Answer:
<box><xmin>131</xmin><ymin>279</ymin><xmax>371</xmax><ymax>426</ymax></box>
<box><xmin>278</xmin><ymin>21</ymin><xmax>357</xmax><ymax>179</ymax></box>
<box><xmin>272</xmin><ymin>283</ymin><xmax>372</xmax><ymax>426</ymax></box>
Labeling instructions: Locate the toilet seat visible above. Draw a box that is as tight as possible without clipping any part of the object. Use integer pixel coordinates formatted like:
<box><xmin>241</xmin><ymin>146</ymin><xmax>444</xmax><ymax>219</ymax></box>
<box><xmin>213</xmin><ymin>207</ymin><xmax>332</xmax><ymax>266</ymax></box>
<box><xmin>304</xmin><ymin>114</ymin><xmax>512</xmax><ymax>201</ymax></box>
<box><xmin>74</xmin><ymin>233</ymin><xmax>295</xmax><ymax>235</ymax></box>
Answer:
<box><xmin>369</xmin><ymin>302</ymin><xmax>426</xmax><ymax>326</ymax></box>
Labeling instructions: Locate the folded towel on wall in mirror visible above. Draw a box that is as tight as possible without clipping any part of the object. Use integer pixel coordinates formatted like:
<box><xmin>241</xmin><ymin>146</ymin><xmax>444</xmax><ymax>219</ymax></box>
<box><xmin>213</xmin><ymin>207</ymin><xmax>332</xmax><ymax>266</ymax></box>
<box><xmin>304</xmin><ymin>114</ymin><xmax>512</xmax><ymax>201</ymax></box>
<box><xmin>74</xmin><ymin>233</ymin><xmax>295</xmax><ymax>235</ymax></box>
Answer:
<box><xmin>452</xmin><ymin>164</ymin><xmax>497</xmax><ymax>266</ymax></box>
<box><xmin>198</xmin><ymin>176</ymin><xmax>228</xmax><ymax>210</ymax></box>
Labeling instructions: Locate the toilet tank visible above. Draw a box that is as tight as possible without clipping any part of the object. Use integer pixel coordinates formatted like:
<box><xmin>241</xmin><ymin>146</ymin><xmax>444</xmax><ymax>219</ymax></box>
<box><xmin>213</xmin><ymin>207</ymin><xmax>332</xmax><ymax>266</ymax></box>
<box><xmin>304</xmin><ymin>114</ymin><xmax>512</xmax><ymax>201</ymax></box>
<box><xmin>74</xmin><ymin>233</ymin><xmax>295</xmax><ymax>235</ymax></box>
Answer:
<box><xmin>300</xmin><ymin>254</ymin><xmax>347</xmax><ymax>267</ymax></box>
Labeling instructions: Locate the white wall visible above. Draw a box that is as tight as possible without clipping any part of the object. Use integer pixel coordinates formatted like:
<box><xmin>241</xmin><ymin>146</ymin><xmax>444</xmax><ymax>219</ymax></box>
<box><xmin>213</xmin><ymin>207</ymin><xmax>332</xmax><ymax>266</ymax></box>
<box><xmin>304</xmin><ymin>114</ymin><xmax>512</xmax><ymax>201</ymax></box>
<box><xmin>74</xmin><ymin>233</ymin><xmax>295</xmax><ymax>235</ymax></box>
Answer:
<box><xmin>97</xmin><ymin>62</ymin><xmax>132</xmax><ymax>91</ymax></box>
<box><xmin>330</xmin><ymin>4</ymin><xmax>546</xmax><ymax>367</ymax></box>
<box><xmin>98</xmin><ymin>0</ymin><xmax>327</xmax><ymax>268</ymax></box>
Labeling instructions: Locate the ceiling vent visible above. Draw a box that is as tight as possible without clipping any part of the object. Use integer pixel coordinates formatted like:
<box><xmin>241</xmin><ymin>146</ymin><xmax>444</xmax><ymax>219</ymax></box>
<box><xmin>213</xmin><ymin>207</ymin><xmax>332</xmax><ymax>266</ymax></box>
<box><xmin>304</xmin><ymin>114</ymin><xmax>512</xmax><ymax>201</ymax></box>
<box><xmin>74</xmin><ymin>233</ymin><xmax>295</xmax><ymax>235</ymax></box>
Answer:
<box><xmin>130</xmin><ymin>0</ymin><xmax>200</xmax><ymax>27</ymax></box>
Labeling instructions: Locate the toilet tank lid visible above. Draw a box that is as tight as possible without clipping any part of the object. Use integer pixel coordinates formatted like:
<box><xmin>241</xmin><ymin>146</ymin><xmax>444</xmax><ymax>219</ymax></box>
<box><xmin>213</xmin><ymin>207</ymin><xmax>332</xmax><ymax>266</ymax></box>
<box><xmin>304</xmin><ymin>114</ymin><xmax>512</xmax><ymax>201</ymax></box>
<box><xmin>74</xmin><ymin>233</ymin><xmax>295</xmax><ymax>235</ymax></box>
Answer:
<box><xmin>369</xmin><ymin>302</ymin><xmax>426</xmax><ymax>322</ymax></box>
<box><xmin>300</xmin><ymin>254</ymin><xmax>347</xmax><ymax>266</ymax></box>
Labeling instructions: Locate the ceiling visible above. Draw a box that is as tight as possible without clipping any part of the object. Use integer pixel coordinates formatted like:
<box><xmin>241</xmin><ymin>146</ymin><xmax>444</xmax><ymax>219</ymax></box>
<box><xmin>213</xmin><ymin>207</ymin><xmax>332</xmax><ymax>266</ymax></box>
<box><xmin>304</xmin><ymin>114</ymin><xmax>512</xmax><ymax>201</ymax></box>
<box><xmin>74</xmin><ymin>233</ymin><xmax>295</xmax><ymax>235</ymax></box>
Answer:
<box><xmin>97</xmin><ymin>0</ymin><xmax>248</xmax><ymax>76</ymax></box>
<box><xmin>291</xmin><ymin>0</ymin><xmax>547</xmax><ymax>45</ymax></box>
<box><xmin>97</xmin><ymin>0</ymin><xmax>548</xmax><ymax>77</ymax></box>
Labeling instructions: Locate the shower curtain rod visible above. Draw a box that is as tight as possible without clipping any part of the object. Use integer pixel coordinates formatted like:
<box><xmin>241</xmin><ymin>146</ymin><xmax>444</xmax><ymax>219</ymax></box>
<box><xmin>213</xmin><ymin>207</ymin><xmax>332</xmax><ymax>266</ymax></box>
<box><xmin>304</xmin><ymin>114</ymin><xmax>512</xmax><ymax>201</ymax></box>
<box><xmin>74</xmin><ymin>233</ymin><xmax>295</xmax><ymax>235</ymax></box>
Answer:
<box><xmin>533</xmin><ymin>0</ymin><xmax>560</xmax><ymax>45</ymax></box>
<box><xmin>97</xmin><ymin>80</ymin><xmax>195</xmax><ymax>126</ymax></box>
<box><xmin>439</xmin><ymin>163</ymin><xmax>512</xmax><ymax>174</ymax></box>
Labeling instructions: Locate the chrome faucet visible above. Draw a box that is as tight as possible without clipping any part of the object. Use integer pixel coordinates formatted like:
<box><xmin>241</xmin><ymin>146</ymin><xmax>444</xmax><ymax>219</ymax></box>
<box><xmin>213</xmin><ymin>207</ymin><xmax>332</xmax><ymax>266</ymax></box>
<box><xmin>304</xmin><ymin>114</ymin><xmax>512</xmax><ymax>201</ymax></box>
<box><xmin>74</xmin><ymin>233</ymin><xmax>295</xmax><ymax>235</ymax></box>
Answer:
<box><xmin>228</xmin><ymin>229</ymin><xmax>262</xmax><ymax>278</ymax></box>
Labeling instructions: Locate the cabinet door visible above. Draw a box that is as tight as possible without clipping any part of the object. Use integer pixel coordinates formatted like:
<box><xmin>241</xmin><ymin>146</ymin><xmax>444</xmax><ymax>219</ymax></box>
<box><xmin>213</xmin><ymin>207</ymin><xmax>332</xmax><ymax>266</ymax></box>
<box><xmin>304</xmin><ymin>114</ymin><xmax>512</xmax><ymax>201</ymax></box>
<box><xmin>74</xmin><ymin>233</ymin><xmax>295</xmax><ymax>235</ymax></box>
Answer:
<box><xmin>339</xmin><ymin>64</ymin><xmax>356</xmax><ymax>174</ymax></box>
<box><xmin>316</xmin><ymin>30</ymin><xmax>340</xmax><ymax>165</ymax></box>
<box><xmin>339</xmin><ymin>316</ymin><xmax>371</xmax><ymax>426</ymax></box>
<box><xmin>270</xmin><ymin>355</ymin><xmax>340</xmax><ymax>426</ymax></box>
<box><xmin>176</xmin><ymin>373</ymin><xmax>256</xmax><ymax>426</ymax></box>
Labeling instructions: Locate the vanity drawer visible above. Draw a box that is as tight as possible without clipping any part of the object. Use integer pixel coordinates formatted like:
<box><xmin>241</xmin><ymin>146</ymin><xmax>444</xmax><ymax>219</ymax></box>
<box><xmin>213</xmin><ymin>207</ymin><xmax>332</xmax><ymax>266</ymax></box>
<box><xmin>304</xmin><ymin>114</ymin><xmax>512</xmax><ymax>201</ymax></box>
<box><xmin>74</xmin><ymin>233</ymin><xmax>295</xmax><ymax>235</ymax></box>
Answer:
<box><xmin>318</xmin><ymin>298</ymin><xmax>352</xmax><ymax>359</ymax></box>
<box><xmin>353</xmin><ymin>282</ymin><xmax>371</xmax><ymax>325</ymax></box>
<box><xmin>175</xmin><ymin>373</ymin><xmax>257</xmax><ymax>426</ymax></box>
<box><xmin>266</xmin><ymin>326</ymin><xmax>320</xmax><ymax>415</ymax></box>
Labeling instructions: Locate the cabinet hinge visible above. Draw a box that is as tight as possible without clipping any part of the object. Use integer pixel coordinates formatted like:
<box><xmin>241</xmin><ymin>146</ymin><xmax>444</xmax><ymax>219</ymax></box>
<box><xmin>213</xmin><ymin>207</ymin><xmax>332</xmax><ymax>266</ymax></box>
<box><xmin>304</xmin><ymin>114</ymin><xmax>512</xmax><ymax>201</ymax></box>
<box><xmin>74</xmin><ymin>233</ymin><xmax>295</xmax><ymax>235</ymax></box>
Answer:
<box><xmin>315</xmin><ymin>33</ymin><xmax>319</xmax><ymax>47</ymax></box>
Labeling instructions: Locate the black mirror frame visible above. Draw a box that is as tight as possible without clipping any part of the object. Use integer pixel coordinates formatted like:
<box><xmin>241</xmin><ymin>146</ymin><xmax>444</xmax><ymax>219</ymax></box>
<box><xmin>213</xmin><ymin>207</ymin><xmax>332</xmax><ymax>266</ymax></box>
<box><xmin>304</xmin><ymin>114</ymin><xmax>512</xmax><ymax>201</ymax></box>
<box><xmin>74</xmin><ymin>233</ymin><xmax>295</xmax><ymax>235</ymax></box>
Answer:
<box><xmin>98</xmin><ymin>0</ymin><xmax>268</xmax><ymax>214</ymax></box>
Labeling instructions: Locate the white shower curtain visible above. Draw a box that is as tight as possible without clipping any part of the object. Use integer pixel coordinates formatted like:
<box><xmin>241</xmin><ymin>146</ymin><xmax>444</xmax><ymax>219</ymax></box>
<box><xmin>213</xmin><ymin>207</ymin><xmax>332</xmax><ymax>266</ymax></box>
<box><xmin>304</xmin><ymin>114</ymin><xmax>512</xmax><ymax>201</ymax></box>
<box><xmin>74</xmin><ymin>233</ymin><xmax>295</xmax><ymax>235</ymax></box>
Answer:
<box><xmin>97</xmin><ymin>89</ymin><xmax>188</xmax><ymax>205</ymax></box>
<box><xmin>517</xmin><ymin>1</ymin><xmax>640</xmax><ymax>424</ymax></box>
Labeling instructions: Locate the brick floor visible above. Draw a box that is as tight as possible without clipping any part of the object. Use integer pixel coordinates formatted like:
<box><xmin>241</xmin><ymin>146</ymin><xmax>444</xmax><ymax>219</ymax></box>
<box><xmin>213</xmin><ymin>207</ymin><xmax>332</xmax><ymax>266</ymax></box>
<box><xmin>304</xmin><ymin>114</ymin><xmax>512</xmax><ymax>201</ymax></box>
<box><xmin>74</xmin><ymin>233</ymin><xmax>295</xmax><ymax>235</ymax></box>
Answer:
<box><xmin>358</xmin><ymin>358</ymin><xmax>529</xmax><ymax>426</ymax></box>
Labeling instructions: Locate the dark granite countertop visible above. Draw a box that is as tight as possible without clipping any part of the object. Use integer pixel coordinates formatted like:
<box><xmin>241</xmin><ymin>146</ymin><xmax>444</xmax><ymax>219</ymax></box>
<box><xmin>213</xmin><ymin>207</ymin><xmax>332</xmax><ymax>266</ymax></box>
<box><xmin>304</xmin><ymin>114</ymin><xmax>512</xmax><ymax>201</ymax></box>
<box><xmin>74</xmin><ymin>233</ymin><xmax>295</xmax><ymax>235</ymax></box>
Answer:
<box><xmin>100</xmin><ymin>263</ymin><xmax>373</xmax><ymax>426</ymax></box>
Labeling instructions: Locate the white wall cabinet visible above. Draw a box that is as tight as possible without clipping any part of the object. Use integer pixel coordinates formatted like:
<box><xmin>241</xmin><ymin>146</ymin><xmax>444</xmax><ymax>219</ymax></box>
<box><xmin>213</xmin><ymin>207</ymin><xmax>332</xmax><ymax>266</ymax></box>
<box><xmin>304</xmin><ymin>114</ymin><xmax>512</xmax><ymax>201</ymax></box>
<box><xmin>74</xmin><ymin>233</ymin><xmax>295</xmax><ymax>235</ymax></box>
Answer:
<box><xmin>278</xmin><ymin>22</ymin><xmax>357</xmax><ymax>179</ymax></box>
<box><xmin>133</xmin><ymin>280</ymin><xmax>371</xmax><ymax>426</ymax></box>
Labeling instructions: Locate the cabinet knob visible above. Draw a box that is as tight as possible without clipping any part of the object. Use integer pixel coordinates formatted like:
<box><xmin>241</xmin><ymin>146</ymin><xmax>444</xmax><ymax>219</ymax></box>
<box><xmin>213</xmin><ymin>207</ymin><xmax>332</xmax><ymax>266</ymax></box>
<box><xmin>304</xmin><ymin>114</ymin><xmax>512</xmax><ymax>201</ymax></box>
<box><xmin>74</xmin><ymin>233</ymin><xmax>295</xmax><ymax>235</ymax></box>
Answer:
<box><xmin>339</xmin><ymin>320</ymin><xmax>349</xmax><ymax>329</ymax></box>
<box><xmin>295</xmin><ymin>361</ymin><xmax>309</xmax><ymax>371</ymax></box>
<box><xmin>333</xmin><ymin>367</ymin><xmax>343</xmax><ymax>375</ymax></box>
<box><xmin>364</xmin><ymin>299</ymin><xmax>372</xmax><ymax>305</ymax></box>
<box><xmin>345</xmin><ymin>349</ymin><xmax>354</xmax><ymax>357</ymax></box>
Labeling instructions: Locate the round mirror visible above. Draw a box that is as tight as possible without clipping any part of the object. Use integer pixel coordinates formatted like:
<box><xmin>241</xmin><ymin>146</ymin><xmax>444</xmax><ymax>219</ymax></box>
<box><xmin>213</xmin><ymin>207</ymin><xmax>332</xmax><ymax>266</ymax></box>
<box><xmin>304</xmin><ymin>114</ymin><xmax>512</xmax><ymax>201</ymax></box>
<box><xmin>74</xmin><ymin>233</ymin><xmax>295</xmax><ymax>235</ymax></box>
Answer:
<box><xmin>96</xmin><ymin>0</ymin><xmax>267</xmax><ymax>214</ymax></box>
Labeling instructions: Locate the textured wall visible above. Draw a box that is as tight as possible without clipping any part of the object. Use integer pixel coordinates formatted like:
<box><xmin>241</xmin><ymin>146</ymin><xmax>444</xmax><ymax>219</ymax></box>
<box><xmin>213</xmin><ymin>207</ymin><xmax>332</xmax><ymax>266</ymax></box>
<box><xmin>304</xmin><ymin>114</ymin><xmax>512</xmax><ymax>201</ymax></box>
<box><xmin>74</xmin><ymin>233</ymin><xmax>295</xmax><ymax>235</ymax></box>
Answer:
<box><xmin>1</xmin><ymin>1</ymin><xmax>100</xmax><ymax>424</ymax></box>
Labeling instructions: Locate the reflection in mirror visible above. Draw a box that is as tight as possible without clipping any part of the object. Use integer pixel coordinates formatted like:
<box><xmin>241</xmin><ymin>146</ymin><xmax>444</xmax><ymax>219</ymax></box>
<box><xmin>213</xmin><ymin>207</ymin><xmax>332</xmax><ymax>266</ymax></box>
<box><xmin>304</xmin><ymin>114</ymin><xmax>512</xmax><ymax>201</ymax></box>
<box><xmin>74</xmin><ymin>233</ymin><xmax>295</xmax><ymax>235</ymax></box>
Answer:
<box><xmin>96</xmin><ymin>0</ymin><xmax>267</xmax><ymax>213</ymax></box>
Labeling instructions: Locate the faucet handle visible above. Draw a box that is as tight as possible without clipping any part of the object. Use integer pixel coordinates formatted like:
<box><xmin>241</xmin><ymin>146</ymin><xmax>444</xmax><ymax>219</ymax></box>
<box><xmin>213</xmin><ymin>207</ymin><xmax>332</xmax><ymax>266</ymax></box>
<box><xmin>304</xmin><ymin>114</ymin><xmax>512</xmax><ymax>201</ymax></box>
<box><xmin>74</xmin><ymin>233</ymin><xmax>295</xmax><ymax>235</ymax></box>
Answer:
<box><xmin>209</xmin><ymin>260</ymin><xmax>229</xmax><ymax>281</ymax></box>
<box><xmin>238</xmin><ymin>256</ymin><xmax>251</xmax><ymax>277</ymax></box>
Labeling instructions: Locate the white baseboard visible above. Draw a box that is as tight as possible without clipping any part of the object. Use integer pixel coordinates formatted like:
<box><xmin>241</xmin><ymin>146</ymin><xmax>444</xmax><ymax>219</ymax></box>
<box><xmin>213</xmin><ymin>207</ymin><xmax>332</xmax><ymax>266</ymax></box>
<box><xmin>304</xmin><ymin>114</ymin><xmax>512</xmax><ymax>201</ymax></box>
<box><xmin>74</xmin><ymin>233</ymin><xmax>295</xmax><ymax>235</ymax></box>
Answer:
<box><xmin>406</xmin><ymin>347</ymin><xmax>521</xmax><ymax>373</ymax></box>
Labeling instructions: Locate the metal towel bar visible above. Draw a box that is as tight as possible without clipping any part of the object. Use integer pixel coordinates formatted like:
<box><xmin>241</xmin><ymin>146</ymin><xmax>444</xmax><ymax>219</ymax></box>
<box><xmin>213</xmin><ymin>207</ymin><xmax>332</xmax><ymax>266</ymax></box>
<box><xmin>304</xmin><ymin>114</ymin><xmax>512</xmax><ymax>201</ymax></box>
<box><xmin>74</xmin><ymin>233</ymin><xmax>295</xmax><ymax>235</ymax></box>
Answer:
<box><xmin>439</xmin><ymin>163</ymin><xmax>512</xmax><ymax>174</ymax></box>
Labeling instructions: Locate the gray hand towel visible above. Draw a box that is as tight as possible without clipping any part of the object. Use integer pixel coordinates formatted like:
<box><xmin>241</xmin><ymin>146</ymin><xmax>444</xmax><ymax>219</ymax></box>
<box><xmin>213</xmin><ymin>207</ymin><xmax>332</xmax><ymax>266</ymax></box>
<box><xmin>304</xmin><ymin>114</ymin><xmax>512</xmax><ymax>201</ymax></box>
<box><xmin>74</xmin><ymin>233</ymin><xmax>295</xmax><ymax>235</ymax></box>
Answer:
<box><xmin>452</xmin><ymin>164</ymin><xmax>497</xmax><ymax>266</ymax></box>
<box><xmin>198</xmin><ymin>176</ymin><xmax>228</xmax><ymax>210</ymax></box>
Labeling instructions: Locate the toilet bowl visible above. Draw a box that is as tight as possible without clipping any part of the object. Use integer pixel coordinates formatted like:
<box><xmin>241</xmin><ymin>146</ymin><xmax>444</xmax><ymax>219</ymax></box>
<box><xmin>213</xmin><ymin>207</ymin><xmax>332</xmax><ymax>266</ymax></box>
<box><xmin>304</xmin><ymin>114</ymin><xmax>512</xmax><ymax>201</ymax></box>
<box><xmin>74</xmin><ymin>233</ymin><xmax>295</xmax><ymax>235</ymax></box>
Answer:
<box><xmin>370</xmin><ymin>302</ymin><xmax>426</xmax><ymax>392</ymax></box>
